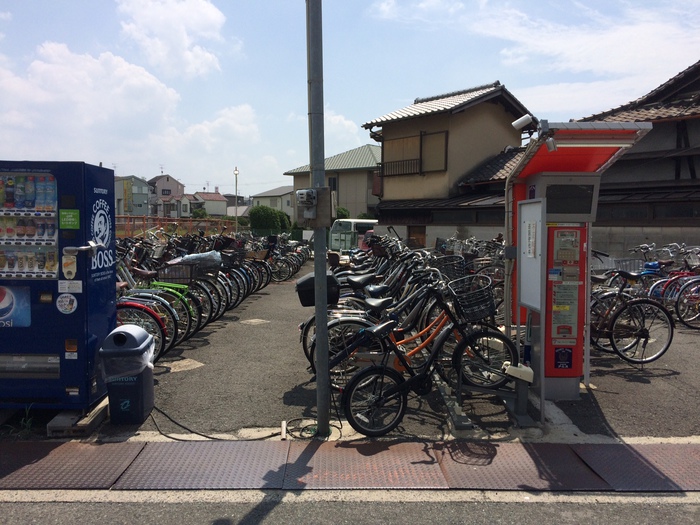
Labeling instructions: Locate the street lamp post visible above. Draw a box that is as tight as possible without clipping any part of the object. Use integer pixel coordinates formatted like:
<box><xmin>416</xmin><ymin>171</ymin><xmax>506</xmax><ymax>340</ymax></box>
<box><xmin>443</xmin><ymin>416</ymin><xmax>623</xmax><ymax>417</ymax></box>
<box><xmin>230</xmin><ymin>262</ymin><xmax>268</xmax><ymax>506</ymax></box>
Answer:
<box><xmin>234</xmin><ymin>166</ymin><xmax>239</xmax><ymax>234</ymax></box>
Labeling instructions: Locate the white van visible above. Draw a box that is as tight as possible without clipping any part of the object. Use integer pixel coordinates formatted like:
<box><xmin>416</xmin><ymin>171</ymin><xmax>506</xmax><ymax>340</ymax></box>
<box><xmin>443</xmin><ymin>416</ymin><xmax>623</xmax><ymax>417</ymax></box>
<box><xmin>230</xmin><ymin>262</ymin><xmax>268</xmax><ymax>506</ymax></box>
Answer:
<box><xmin>328</xmin><ymin>219</ymin><xmax>378</xmax><ymax>252</ymax></box>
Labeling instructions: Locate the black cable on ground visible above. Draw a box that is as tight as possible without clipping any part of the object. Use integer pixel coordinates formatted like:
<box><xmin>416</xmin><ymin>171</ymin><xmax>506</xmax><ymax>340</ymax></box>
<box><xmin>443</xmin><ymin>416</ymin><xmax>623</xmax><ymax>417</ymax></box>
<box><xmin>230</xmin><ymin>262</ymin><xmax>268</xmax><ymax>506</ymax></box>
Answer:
<box><xmin>150</xmin><ymin>405</ymin><xmax>281</xmax><ymax>442</ymax></box>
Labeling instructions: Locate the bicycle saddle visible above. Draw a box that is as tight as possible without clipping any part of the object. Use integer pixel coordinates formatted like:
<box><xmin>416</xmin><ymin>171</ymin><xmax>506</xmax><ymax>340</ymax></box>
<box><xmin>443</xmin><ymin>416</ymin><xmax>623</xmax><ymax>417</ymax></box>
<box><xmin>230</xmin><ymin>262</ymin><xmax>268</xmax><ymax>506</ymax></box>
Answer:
<box><xmin>365</xmin><ymin>319</ymin><xmax>398</xmax><ymax>339</ymax></box>
<box><xmin>366</xmin><ymin>284</ymin><xmax>391</xmax><ymax>298</ymax></box>
<box><xmin>614</xmin><ymin>269</ymin><xmax>644</xmax><ymax>281</ymax></box>
<box><xmin>364</xmin><ymin>297</ymin><xmax>394</xmax><ymax>314</ymax></box>
<box><xmin>346</xmin><ymin>274</ymin><xmax>376</xmax><ymax>290</ymax></box>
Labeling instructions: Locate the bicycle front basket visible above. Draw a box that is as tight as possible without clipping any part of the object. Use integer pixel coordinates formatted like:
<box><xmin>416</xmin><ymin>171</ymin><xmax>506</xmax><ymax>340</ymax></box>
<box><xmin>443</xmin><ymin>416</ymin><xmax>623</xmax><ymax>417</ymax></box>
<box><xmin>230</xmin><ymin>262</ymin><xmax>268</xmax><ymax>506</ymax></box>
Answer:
<box><xmin>448</xmin><ymin>274</ymin><xmax>496</xmax><ymax>323</ymax></box>
<box><xmin>431</xmin><ymin>255</ymin><xmax>468</xmax><ymax>282</ymax></box>
<box><xmin>156</xmin><ymin>263</ymin><xmax>194</xmax><ymax>285</ymax></box>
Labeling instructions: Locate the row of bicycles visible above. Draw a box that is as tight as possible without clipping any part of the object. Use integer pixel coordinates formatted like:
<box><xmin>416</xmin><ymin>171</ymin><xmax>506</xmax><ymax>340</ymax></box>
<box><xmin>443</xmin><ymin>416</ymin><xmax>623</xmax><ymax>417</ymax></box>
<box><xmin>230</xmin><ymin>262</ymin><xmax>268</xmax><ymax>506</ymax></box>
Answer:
<box><xmin>590</xmin><ymin>243</ymin><xmax>700</xmax><ymax>364</ymax></box>
<box><xmin>299</xmin><ymin>234</ymin><xmax>515</xmax><ymax>437</ymax></box>
<box><xmin>296</xmin><ymin>235</ymin><xmax>700</xmax><ymax>435</ymax></box>
<box><xmin>115</xmin><ymin>228</ymin><xmax>311</xmax><ymax>362</ymax></box>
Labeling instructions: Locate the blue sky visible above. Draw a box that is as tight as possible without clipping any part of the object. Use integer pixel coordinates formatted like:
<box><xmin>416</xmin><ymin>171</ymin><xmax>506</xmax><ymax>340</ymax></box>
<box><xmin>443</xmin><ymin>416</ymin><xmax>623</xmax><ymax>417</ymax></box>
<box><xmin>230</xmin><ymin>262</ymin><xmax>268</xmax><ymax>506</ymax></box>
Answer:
<box><xmin>0</xmin><ymin>1</ymin><xmax>698</xmax><ymax>197</ymax></box>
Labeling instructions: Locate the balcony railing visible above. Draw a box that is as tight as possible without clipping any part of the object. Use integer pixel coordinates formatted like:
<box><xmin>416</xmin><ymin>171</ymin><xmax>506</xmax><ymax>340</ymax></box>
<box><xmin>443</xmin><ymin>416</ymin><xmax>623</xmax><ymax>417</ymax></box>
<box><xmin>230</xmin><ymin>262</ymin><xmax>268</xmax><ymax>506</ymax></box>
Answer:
<box><xmin>381</xmin><ymin>158</ymin><xmax>421</xmax><ymax>177</ymax></box>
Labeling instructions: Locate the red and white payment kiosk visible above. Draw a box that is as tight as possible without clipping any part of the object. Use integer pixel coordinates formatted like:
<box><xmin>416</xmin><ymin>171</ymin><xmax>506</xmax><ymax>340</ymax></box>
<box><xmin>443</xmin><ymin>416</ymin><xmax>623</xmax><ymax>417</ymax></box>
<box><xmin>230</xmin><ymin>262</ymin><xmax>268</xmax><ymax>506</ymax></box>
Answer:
<box><xmin>507</xmin><ymin>121</ymin><xmax>651</xmax><ymax>403</ymax></box>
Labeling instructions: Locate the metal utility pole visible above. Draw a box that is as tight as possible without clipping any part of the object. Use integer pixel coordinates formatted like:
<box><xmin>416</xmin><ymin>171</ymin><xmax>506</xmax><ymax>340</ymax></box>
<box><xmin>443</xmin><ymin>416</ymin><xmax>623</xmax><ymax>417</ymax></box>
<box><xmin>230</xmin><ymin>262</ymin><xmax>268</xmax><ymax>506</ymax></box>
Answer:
<box><xmin>234</xmin><ymin>166</ymin><xmax>239</xmax><ymax>234</ymax></box>
<box><xmin>306</xmin><ymin>0</ymin><xmax>330</xmax><ymax>437</ymax></box>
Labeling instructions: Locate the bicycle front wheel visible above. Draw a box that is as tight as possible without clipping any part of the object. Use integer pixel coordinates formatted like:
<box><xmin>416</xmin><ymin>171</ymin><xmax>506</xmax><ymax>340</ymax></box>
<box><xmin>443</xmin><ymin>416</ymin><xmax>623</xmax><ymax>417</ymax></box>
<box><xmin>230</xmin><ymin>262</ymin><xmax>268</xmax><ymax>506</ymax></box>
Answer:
<box><xmin>675</xmin><ymin>278</ymin><xmax>700</xmax><ymax>329</ymax></box>
<box><xmin>610</xmin><ymin>298</ymin><xmax>674</xmax><ymax>364</ymax></box>
<box><xmin>451</xmin><ymin>329</ymin><xmax>518</xmax><ymax>389</ymax></box>
<box><xmin>342</xmin><ymin>366</ymin><xmax>407</xmax><ymax>437</ymax></box>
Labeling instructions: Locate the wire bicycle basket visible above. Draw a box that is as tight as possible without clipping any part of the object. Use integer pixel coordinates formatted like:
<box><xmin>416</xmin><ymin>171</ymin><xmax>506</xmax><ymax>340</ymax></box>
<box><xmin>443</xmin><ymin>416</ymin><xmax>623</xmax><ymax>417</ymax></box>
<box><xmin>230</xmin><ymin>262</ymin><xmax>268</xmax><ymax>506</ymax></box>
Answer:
<box><xmin>448</xmin><ymin>274</ymin><xmax>496</xmax><ymax>323</ymax></box>
<box><xmin>431</xmin><ymin>255</ymin><xmax>469</xmax><ymax>281</ymax></box>
<box><xmin>156</xmin><ymin>262</ymin><xmax>194</xmax><ymax>286</ymax></box>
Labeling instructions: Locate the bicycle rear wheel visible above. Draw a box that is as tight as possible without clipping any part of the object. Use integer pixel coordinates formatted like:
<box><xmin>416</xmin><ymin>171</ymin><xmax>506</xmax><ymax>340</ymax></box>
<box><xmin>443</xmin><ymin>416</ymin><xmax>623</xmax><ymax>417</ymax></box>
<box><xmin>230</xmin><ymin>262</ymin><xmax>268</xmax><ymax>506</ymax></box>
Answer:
<box><xmin>451</xmin><ymin>329</ymin><xmax>518</xmax><ymax>389</ymax></box>
<box><xmin>610</xmin><ymin>298</ymin><xmax>674</xmax><ymax>364</ymax></box>
<box><xmin>342</xmin><ymin>365</ymin><xmax>407</xmax><ymax>437</ymax></box>
<box><xmin>309</xmin><ymin>317</ymin><xmax>387</xmax><ymax>391</ymax></box>
<box><xmin>589</xmin><ymin>291</ymin><xmax>618</xmax><ymax>353</ymax></box>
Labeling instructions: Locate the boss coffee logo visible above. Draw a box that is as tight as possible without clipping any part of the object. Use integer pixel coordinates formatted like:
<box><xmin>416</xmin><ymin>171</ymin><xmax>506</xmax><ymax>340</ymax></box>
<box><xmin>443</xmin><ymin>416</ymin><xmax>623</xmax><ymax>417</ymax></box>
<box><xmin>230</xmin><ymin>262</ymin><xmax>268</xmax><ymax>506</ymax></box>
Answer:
<box><xmin>90</xmin><ymin>198</ymin><xmax>115</xmax><ymax>270</ymax></box>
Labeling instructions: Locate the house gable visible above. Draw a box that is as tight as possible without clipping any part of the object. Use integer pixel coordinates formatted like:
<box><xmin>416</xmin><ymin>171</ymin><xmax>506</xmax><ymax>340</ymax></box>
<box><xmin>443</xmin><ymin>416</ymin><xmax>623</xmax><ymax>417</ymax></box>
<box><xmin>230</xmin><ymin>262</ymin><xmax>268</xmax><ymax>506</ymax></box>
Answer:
<box><xmin>366</xmin><ymin>82</ymin><xmax>531</xmax><ymax>201</ymax></box>
<box><xmin>284</xmin><ymin>145</ymin><xmax>381</xmax><ymax>218</ymax></box>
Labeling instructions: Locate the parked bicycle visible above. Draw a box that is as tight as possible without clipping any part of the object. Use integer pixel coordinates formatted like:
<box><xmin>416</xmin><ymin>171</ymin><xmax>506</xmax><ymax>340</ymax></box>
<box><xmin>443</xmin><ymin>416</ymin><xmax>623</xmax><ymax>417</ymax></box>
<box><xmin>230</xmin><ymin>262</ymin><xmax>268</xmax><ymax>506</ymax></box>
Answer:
<box><xmin>322</xmin><ymin>274</ymin><xmax>518</xmax><ymax>437</ymax></box>
<box><xmin>590</xmin><ymin>269</ymin><xmax>674</xmax><ymax>364</ymax></box>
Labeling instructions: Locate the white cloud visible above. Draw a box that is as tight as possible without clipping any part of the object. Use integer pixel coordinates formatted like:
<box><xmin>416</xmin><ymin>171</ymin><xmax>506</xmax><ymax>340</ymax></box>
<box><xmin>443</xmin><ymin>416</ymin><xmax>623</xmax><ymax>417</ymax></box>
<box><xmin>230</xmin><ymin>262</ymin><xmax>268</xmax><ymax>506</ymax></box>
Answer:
<box><xmin>369</xmin><ymin>1</ymin><xmax>700</xmax><ymax>120</ymax></box>
<box><xmin>160</xmin><ymin>104</ymin><xmax>260</xmax><ymax>155</ymax></box>
<box><xmin>324</xmin><ymin>109</ymin><xmax>363</xmax><ymax>155</ymax></box>
<box><xmin>0</xmin><ymin>35</ymin><xmax>272</xmax><ymax>191</ymax></box>
<box><xmin>516</xmin><ymin>79</ymin><xmax>648</xmax><ymax>121</ymax></box>
<box><xmin>467</xmin><ymin>3</ymin><xmax>700</xmax><ymax>79</ymax></box>
<box><xmin>462</xmin><ymin>2</ymin><xmax>700</xmax><ymax>118</ymax></box>
<box><xmin>0</xmin><ymin>42</ymin><xmax>180</xmax><ymax>162</ymax></box>
<box><xmin>282</xmin><ymin>108</ymin><xmax>363</xmax><ymax>158</ymax></box>
<box><xmin>368</xmin><ymin>0</ymin><xmax>465</xmax><ymax>23</ymax></box>
<box><xmin>134</xmin><ymin>103</ymin><xmax>266</xmax><ymax>190</ymax></box>
<box><xmin>116</xmin><ymin>0</ymin><xmax>228</xmax><ymax>78</ymax></box>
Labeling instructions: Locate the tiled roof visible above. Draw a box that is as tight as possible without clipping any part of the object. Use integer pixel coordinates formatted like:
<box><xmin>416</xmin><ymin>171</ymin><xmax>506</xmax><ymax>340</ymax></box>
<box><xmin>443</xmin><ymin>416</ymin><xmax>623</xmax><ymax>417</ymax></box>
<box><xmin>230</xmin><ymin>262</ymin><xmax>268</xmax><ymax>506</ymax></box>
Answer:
<box><xmin>578</xmin><ymin>101</ymin><xmax>700</xmax><ymax>122</ymax></box>
<box><xmin>284</xmin><ymin>144</ymin><xmax>381</xmax><ymax>175</ymax></box>
<box><xmin>148</xmin><ymin>174</ymin><xmax>172</xmax><ymax>184</ymax></box>
<box><xmin>579</xmin><ymin>59</ymin><xmax>700</xmax><ymax>122</ymax></box>
<box><xmin>252</xmin><ymin>185</ymin><xmax>294</xmax><ymax>198</ymax></box>
<box><xmin>362</xmin><ymin>82</ymin><xmax>531</xmax><ymax>129</ymax></box>
<box><xmin>194</xmin><ymin>191</ymin><xmax>228</xmax><ymax>201</ymax></box>
<box><xmin>377</xmin><ymin>192</ymin><xmax>505</xmax><ymax>211</ymax></box>
<box><xmin>459</xmin><ymin>147</ymin><xmax>526</xmax><ymax>184</ymax></box>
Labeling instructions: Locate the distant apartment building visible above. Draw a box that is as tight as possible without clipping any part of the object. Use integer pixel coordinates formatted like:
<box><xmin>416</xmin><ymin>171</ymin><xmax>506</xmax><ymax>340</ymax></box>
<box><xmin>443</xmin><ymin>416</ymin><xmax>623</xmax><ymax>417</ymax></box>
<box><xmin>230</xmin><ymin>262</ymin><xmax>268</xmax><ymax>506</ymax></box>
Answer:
<box><xmin>149</xmin><ymin>174</ymin><xmax>186</xmax><ymax>217</ymax></box>
<box><xmin>251</xmin><ymin>186</ymin><xmax>294</xmax><ymax>218</ymax></box>
<box><xmin>192</xmin><ymin>191</ymin><xmax>228</xmax><ymax>216</ymax></box>
<box><xmin>114</xmin><ymin>175</ymin><xmax>150</xmax><ymax>216</ymax></box>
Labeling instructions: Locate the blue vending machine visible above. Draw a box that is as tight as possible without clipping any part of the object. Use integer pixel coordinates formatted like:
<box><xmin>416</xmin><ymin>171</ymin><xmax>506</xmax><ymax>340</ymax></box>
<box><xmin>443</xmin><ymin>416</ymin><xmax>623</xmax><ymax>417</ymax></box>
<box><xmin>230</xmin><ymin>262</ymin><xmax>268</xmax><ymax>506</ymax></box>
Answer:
<box><xmin>0</xmin><ymin>161</ymin><xmax>116</xmax><ymax>411</ymax></box>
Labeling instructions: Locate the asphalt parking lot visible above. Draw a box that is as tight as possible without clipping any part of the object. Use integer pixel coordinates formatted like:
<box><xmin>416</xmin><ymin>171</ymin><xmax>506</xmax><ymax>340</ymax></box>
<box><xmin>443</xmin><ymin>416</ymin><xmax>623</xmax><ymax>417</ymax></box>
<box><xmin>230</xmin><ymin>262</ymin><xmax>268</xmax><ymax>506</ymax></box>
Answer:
<box><xmin>2</xmin><ymin>260</ymin><xmax>699</xmax><ymax>525</ymax></box>
<box><xmin>86</xmin><ymin>259</ymin><xmax>700</xmax><ymax>445</ymax></box>
<box><xmin>3</xmin><ymin>259</ymin><xmax>699</xmax><ymax>443</ymax></box>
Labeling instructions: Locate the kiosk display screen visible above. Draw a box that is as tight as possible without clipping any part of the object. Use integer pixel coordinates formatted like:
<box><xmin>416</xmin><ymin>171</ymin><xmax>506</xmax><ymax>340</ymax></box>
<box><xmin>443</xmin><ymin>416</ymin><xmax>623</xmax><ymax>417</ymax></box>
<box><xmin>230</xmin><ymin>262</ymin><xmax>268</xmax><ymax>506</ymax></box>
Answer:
<box><xmin>545</xmin><ymin>184</ymin><xmax>595</xmax><ymax>214</ymax></box>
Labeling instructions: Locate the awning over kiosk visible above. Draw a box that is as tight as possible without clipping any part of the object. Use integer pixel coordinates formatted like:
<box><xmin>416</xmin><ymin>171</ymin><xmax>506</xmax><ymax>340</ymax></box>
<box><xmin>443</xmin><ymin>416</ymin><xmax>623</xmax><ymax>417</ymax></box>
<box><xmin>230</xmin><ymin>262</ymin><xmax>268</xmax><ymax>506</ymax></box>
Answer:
<box><xmin>510</xmin><ymin>121</ymin><xmax>653</xmax><ymax>181</ymax></box>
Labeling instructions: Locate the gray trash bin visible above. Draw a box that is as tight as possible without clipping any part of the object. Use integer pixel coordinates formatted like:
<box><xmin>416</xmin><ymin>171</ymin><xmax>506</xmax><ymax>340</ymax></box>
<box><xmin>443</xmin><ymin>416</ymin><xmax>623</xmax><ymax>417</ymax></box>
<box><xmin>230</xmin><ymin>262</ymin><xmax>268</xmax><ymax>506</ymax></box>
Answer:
<box><xmin>99</xmin><ymin>325</ymin><xmax>155</xmax><ymax>425</ymax></box>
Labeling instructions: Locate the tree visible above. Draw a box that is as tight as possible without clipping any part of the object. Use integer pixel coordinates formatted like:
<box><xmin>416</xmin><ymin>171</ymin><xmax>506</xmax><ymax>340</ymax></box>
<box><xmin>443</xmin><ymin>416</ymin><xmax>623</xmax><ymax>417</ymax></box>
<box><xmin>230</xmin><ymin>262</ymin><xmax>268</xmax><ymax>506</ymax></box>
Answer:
<box><xmin>277</xmin><ymin>210</ymin><xmax>291</xmax><ymax>231</ymax></box>
<box><xmin>336</xmin><ymin>207</ymin><xmax>350</xmax><ymax>219</ymax></box>
<box><xmin>357</xmin><ymin>212</ymin><xmax>375</xmax><ymax>219</ymax></box>
<box><xmin>249</xmin><ymin>205</ymin><xmax>281</xmax><ymax>233</ymax></box>
<box><xmin>192</xmin><ymin>208</ymin><xmax>208</xmax><ymax>219</ymax></box>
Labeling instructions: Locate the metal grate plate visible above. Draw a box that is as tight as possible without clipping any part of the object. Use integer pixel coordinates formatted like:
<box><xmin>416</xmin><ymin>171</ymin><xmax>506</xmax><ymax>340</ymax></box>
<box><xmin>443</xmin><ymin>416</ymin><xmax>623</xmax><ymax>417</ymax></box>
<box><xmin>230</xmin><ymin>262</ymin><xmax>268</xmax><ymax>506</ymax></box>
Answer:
<box><xmin>437</xmin><ymin>442</ymin><xmax>611</xmax><ymax>491</ymax></box>
<box><xmin>283</xmin><ymin>441</ymin><xmax>449</xmax><ymax>490</ymax></box>
<box><xmin>628</xmin><ymin>444</ymin><xmax>700</xmax><ymax>491</ymax></box>
<box><xmin>113</xmin><ymin>441</ymin><xmax>291</xmax><ymax>490</ymax></box>
<box><xmin>0</xmin><ymin>441</ymin><xmax>145</xmax><ymax>490</ymax></box>
<box><xmin>572</xmin><ymin>443</ymin><xmax>697</xmax><ymax>492</ymax></box>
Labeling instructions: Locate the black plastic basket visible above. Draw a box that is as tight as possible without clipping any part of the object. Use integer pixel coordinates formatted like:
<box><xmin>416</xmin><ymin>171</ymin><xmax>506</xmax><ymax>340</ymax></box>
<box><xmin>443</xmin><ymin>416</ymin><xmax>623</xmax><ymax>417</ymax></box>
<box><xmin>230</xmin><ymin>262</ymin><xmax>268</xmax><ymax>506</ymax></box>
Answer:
<box><xmin>157</xmin><ymin>263</ymin><xmax>194</xmax><ymax>285</ymax></box>
<box><xmin>220</xmin><ymin>251</ymin><xmax>244</xmax><ymax>269</ymax></box>
<box><xmin>448</xmin><ymin>274</ymin><xmax>496</xmax><ymax>323</ymax></box>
